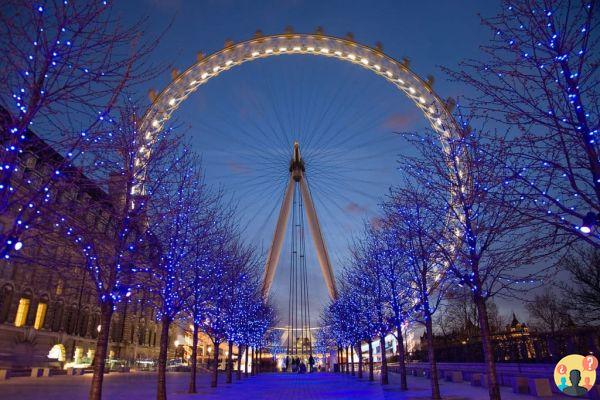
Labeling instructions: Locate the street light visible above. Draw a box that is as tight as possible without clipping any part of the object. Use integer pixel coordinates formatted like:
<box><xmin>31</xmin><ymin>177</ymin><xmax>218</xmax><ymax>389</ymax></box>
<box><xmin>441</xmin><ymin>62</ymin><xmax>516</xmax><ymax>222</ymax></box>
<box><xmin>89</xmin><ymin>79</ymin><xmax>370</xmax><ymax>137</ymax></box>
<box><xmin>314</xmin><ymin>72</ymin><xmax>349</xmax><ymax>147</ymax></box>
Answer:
<box><xmin>580</xmin><ymin>212</ymin><xmax>598</xmax><ymax>234</ymax></box>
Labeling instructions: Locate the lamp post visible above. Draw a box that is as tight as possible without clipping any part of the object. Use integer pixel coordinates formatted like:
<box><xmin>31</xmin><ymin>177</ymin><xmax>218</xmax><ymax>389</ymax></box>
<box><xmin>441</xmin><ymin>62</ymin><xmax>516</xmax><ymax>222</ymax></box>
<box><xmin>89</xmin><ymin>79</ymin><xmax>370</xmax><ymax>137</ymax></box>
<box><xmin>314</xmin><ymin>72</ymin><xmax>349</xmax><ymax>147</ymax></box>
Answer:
<box><xmin>579</xmin><ymin>212</ymin><xmax>598</xmax><ymax>234</ymax></box>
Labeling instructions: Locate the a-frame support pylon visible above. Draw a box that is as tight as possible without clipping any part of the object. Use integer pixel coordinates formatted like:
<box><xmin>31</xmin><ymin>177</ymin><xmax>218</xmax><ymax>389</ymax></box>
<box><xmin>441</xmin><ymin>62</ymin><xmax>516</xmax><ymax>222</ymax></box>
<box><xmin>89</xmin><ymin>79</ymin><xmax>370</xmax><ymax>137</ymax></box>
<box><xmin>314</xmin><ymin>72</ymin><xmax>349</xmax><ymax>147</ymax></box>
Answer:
<box><xmin>261</xmin><ymin>142</ymin><xmax>337</xmax><ymax>299</ymax></box>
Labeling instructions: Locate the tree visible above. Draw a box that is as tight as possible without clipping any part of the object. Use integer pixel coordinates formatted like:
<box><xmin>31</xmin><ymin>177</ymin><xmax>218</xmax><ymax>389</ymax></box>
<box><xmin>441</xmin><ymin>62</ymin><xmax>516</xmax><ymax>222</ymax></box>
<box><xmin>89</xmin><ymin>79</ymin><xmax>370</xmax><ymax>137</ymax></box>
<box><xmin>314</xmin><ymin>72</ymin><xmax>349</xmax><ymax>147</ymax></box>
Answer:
<box><xmin>446</xmin><ymin>0</ymin><xmax>599</xmax><ymax>246</ymax></box>
<box><xmin>0</xmin><ymin>0</ymin><xmax>157</xmax><ymax>260</ymax></box>
<box><xmin>384</xmin><ymin>187</ymin><xmax>449</xmax><ymax>400</ymax></box>
<box><xmin>46</xmin><ymin>102</ymin><xmax>181</xmax><ymax>400</ymax></box>
<box><xmin>559</xmin><ymin>245</ymin><xmax>600</xmax><ymax>324</ymax></box>
<box><xmin>187</xmin><ymin>200</ymin><xmax>230</xmax><ymax>393</ymax></box>
<box><xmin>396</xmin><ymin>123</ymin><xmax>552</xmax><ymax>400</ymax></box>
<box><xmin>347</xmin><ymin>233</ymin><xmax>394</xmax><ymax>385</ymax></box>
<box><xmin>146</xmin><ymin>150</ymin><xmax>207</xmax><ymax>400</ymax></box>
<box><xmin>372</xmin><ymin>222</ymin><xmax>412</xmax><ymax>390</ymax></box>
<box><xmin>526</xmin><ymin>288</ymin><xmax>567</xmax><ymax>333</ymax></box>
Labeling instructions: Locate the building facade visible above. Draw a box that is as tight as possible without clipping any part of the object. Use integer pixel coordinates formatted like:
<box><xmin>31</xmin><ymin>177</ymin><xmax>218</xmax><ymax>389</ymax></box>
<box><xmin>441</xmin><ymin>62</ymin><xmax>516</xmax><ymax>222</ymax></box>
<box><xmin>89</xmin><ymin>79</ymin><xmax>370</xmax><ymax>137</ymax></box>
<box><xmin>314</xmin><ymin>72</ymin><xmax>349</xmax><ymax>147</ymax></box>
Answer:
<box><xmin>0</xmin><ymin>127</ymin><xmax>164</xmax><ymax>370</ymax></box>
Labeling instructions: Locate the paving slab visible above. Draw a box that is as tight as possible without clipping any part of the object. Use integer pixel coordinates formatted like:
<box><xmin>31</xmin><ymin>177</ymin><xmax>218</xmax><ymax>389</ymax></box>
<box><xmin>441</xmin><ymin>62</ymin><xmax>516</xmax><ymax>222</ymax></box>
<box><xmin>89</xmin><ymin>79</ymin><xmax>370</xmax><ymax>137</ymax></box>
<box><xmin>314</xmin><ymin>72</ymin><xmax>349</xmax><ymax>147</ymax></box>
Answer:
<box><xmin>0</xmin><ymin>370</ymin><xmax>572</xmax><ymax>400</ymax></box>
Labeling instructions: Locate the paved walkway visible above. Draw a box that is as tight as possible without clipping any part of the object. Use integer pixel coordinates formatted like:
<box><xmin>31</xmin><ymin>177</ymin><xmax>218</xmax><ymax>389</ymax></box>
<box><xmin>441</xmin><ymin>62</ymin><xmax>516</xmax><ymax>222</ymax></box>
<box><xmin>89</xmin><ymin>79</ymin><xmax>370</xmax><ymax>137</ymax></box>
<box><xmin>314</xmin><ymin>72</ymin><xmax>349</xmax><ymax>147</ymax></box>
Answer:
<box><xmin>0</xmin><ymin>370</ymin><xmax>567</xmax><ymax>400</ymax></box>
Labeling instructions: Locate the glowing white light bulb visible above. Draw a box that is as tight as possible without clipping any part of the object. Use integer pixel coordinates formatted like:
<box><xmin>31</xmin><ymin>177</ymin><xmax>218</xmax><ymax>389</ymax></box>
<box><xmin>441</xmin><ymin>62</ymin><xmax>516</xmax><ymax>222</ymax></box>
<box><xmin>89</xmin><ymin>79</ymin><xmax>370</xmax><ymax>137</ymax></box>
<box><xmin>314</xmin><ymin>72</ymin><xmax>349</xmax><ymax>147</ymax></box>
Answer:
<box><xmin>14</xmin><ymin>242</ymin><xmax>22</xmax><ymax>251</ymax></box>
<box><xmin>361</xmin><ymin>58</ymin><xmax>369</xmax><ymax>65</ymax></box>
<box><xmin>347</xmin><ymin>53</ymin><xmax>356</xmax><ymax>60</ymax></box>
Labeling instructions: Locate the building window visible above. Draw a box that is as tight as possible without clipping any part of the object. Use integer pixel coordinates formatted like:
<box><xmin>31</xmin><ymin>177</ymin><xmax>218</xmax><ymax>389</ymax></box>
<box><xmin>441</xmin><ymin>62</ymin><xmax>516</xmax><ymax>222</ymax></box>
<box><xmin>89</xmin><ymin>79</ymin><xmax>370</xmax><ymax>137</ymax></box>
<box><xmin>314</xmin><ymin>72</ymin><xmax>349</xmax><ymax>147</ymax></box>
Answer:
<box><xmin>55</xmin><ymin>279</ymin><xmax>64</xmax><ymax>296</ymax></box>
<box><xmin>34</xmin><ymin>302</ymin><xmax>47</xmax><ymax>329</ymax></box>
<box><xmin>14</xmin><ymin>298</ymin><xmax>30</xmax><ymax>327</ymax></box>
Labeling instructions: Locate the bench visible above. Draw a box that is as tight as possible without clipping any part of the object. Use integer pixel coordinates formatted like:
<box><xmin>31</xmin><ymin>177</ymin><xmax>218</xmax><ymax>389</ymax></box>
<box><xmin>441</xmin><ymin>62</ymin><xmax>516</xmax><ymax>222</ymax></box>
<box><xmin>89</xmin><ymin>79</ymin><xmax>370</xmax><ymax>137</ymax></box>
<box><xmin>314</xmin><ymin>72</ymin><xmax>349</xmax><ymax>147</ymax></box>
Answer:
<box><xmin>66</xmin><ymin>368</ymin><xmax>85</xmax><ymax>376</ymax></box>
<box><xmin>450</xmin><ymin>371</ymin><xmax>463</xmax><ymax>383</ymax></box>
<box><xmin>512</xmin><ymin>376</ymin><xmax>529</xmax><ymax>394</ymax></box>
<box><xmin>31</xmin><ymin>367</ymin><xmax>51</xmax><ymax>377</ymax></box>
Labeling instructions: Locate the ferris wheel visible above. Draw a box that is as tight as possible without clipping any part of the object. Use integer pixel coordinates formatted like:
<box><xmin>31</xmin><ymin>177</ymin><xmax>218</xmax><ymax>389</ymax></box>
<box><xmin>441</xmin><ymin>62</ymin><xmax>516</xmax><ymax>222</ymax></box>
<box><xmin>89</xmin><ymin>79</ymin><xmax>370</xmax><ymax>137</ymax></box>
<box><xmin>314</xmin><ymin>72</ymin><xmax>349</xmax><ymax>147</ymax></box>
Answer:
<box><xmin>139</xmin><ymin>29</ymin><xmax>461</xmax><ymax>357</ymax></box>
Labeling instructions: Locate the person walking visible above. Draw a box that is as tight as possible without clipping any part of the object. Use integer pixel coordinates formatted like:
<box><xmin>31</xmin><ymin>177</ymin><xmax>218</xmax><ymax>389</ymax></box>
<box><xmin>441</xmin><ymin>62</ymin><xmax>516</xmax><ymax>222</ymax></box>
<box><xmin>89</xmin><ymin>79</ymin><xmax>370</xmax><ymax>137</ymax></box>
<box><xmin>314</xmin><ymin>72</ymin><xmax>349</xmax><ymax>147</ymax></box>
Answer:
<box><xmin>308</xmin><ymin>355</ymin><xmax>315</xmax><ymax>373</ymax></box>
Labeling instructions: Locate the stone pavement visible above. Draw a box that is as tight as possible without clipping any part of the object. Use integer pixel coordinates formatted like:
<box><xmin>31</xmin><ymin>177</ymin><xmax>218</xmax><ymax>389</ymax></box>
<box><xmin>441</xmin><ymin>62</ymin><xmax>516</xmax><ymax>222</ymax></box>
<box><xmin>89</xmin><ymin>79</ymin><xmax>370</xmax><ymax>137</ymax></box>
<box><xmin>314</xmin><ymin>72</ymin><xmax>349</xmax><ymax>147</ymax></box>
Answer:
<box><xmin>0</xmin><ymin>370</ymin><xmax>569</xmax><ymax>400</ymax></box>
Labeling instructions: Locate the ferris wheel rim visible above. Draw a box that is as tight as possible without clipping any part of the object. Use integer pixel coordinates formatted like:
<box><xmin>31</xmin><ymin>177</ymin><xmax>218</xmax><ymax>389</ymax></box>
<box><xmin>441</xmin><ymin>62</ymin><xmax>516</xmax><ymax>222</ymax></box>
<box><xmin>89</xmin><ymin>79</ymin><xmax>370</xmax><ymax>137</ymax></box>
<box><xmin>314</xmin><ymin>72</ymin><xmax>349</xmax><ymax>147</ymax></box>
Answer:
<box><xmin>138</xmin><ymin>32</ymin><xmax>461</xmax><ymax>161</ymax></box>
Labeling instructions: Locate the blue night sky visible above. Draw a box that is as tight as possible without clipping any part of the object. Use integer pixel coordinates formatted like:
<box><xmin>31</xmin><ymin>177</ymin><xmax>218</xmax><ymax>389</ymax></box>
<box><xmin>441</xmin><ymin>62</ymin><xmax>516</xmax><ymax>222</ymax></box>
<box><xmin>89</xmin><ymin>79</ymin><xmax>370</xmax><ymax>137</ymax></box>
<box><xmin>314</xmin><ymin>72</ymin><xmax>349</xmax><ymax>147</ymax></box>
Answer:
<box><xmin>114</xmin><ymin>1</ymin><xmax>521</xmax><ymax>326</ymax></box>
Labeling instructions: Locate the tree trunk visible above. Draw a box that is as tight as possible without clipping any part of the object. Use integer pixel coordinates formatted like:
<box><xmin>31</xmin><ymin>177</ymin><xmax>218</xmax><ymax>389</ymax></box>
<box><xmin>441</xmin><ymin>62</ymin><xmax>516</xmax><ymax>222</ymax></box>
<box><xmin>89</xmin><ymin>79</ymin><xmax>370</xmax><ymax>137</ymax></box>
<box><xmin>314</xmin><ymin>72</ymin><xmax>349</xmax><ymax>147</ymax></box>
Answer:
<box><xmin>211</xmin><ymin>341</ymin><xmax>220</xmax><ymax>388</ymax></box>
<box><xmin>156</xmin><ymin>316</ymin><xmax>171</xmax><ymax>400</ymax></box>
<box><xmin>396</xmin><ymin>322</ymin><xmax>408</xmax><ymax>390</ymax></box>
<box><xmin>88</xmin><ymin>301</ymin><xmax>113</xmax><ymax>400</ymax></box>
<box><xmin>337</xmin><ymin>347</ymin><xmax>342</xmax><ymax>372</ymax></box>
<box><xmin>350</xmin><ymin>346</ymin><xmax>355</xmax><ymax>376</ymax></box>
<box><xmin>226</xmin><ymin>340</ymin><xmax>233</xmax><ymax>383</ymax></box>
<box><xmin>380</xmin><ymin>335</ymin><xmax>388</xmax><ymax>385</ymax></box>
<box><xmin>188</xmin><ymin>323</ymin><xmax>199</xmax><ymax>393</ymax></box>
<box><xmin>251</xmin><ymin>347</ymin><xmax>255</xmax><ymax>375</ymax></box>
<box><xmin>425</xmin><ymin>316</ymin><xmax>441</xmax><ymax>400</ymax></box>
<box><xmin>256</xmin><ymin>349</ymin><xmax>260</xmax><ymax>374</ymax></box>
<box><xmin>236</xmin><ymin>345</ymin><xmax>243</xmax><ymax>380</ymax></box>
<box><xmin>244</xmin><ymin>345</ymin><xmax>249</xmax><ymax>377</ymax></box>
<box><xmin>474</xmin><ymin>295</ymin><xmax>501</xmax><ymax>400</ymax></box>
<box><xmin>344</xmin><ymin>347</ymin><xmax>349</xmax><ymax>374</ymax></box>
<box><xmin>357</xmin><ymin>342</ymin><xmax>363</xmax><ymax>379</ymax></box>
<box><xmin>368</xmin><ymin>340</ymin><xmax>374</xmax><ymax>381</ymax></box>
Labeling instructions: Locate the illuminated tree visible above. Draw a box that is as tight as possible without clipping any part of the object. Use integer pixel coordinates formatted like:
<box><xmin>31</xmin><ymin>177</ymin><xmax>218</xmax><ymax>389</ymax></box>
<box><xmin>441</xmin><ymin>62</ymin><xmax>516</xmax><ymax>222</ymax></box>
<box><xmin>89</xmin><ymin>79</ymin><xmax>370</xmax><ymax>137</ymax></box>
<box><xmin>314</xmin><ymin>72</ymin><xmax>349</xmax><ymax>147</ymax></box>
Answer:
<box><xmin>395</xmin><ymin>124</ymin><xmax>551</xmax><ymax>400</ymax></box>
<box><xmin>369</xmin><ymin>223</ymin><xmax>412</xmax><ymax>390</ymax></box>
<box><xmin>383</xmin><ymin>187</ymin><xmax>449</xmax><ymax>400</ymax></box>
<box><xmin>45</xmin><ymin>102</ymin><xmax>181</xmax><ymax>400</ymax></box>
<box><xmin>446</xmin><ymin>0</ymin><xmax>599</xmax><ymax>246</ymax></box>
<box><xmin>187</xmin><ymin>203</ymin><xmax>230</xmax><ymax>393</ymax></box>
<box><xmin>146</xmin><ymin>150</ymin><xmax>207</xmax><ymax>400</ymax></box>
<box><xmin>0</xmin><ymin>0</ymin><xmax>157</xmax><ymax>262</ymax></box>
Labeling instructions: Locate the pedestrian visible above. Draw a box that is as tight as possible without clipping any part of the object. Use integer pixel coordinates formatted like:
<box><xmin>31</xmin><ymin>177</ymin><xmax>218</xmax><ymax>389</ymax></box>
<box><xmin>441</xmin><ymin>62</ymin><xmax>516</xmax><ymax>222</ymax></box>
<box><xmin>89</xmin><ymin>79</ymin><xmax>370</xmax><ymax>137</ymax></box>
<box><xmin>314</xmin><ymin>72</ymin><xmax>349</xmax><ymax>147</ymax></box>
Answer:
<box><xmin>308</xmin><ymin>354</ymin><xmax>315</xmax><ymax>372</ymax></box>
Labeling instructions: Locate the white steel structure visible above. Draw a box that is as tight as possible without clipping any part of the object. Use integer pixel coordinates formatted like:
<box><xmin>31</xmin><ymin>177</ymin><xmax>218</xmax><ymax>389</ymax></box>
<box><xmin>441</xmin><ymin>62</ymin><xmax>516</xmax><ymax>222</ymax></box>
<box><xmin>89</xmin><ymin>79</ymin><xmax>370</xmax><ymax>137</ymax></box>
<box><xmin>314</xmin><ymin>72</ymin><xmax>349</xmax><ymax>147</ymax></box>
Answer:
<box><xmin>261</xmin><ymin>142</ymin><xmax>337</xmax><ymax>299</ymax></box>
<box><xmin>138</xmin><ymin>31</ymin><xmax>465</xmax><ymax>297</ymax></box>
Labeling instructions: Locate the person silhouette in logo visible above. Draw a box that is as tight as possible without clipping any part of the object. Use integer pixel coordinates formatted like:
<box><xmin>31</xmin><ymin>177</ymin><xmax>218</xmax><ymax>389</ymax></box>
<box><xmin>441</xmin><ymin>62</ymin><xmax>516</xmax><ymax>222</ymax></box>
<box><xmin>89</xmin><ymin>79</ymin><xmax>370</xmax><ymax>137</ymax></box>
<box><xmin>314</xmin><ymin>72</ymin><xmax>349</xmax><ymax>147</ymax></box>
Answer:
<box><xmin>563</xmin><ymin>369</ymin><xmax>589</xmax><ymax>396</ymax></box>
<box><xmin>558</xmin><ymin>376</ymin><xmax>568</xmax><ymax>391</ymax></box>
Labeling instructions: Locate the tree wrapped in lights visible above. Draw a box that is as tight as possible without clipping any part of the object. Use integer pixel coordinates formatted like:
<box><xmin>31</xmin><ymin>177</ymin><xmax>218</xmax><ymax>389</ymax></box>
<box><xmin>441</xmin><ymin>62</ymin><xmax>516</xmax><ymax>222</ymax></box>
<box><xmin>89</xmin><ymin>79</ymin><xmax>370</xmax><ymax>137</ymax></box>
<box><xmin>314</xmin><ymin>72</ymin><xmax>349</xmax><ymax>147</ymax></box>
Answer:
<box><xmin>0</xmin><ymin>0</ymin><xmax>158</xmax><ymax>259</ymax></box>
<box><xmin>145</xmin><ymin>149</ymin><xmax>211</xmax><ymax>400</ymax></box>
<box><xmin>350</xmin><ymin>232</ymin><xmax>394</xmax><ymax>385</ymax></box>
<box><xmin>382</xmin><ymin>187</ymin><xmax>449</xmax><ymax>400</ymax></box>
<box><xmin>446</xmin><ymin>0</ymin><xmax>599</xmax><ymax>245</ymax></box>
<box><xmin>187</xmin><ymin>201</ymin><xmax>232</xmax><ymax>393</ymax></box>
<box><xmin>42</xmin><ymin>102</ymin><xmax>182</xmax><ymax>400</ymax></box>
<box><xmin>395</xmin><ymin>124</ymin><xmax>552</xmax><ymax>400</ymax></box>
<box><xmin>369</xmin><ymin>222</ymin><xmax>412</xmax><ymax>390</ymax></box>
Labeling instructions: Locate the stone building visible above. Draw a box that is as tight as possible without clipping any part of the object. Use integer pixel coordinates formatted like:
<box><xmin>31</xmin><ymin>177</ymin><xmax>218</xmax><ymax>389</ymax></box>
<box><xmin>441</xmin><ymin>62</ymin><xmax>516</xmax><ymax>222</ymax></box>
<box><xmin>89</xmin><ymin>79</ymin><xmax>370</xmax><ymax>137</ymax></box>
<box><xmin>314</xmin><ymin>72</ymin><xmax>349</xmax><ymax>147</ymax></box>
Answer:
<box><xmin>0</xmin><ymin>126</ymin><xmax>163</xmax><ymax>370</ymax></box>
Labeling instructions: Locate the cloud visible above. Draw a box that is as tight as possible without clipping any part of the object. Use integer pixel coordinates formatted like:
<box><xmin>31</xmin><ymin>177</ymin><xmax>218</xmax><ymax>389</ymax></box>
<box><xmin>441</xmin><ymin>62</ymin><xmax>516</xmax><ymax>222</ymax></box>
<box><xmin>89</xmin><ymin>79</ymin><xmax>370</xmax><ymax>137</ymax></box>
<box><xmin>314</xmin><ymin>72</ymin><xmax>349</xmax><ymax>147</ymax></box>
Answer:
<box><xmin>382</xmin><ymin>111</ymin><xmax>419</xmax><ymax>131</ymax></box>
<box><xmin>227</xmin><ymin>160</ymin><xmax>252</xmax><ymax>175</ymax></box>
<box><xmin>344</xmin><ymin>202</ymin><xmax>367</xmax><ymax>215</ymax></box>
